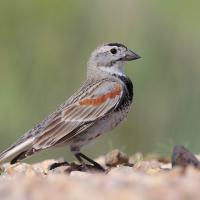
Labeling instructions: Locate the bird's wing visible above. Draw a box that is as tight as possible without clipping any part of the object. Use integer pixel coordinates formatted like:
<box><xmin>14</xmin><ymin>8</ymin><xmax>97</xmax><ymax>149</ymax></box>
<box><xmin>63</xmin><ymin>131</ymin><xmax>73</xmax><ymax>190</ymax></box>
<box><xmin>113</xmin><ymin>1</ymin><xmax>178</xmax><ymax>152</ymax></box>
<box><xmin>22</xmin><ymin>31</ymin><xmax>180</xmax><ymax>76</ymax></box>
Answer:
<box><xmin>32</xmin><ymin>80</ymin><xmax>123</xmax><ymax>150</ymax></box>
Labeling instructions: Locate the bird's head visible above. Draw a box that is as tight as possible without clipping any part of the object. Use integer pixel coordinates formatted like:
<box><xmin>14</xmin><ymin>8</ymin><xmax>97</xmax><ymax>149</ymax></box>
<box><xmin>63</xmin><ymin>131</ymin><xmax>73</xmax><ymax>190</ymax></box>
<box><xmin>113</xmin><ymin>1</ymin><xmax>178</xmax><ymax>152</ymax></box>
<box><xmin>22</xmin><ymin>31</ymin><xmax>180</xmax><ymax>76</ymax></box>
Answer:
<box><xmin>87</xmin><ymin>43</ymin><xmax>140</xmax><ymax>77</ymax></box>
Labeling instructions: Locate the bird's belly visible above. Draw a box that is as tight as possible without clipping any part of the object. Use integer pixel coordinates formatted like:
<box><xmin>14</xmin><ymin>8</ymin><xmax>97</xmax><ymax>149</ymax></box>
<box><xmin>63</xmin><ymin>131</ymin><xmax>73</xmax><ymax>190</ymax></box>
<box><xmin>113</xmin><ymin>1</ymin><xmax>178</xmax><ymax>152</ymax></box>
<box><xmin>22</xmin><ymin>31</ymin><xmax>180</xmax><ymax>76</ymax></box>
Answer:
<box><xmin>71</xmin><ymin>107</ymin><xmax>130</xmax><ymax>149</ymax></box>
<box><xmin>90</xmin><ymin>111</ymin><xmax>128</xmax><ymax>135</ymax></box>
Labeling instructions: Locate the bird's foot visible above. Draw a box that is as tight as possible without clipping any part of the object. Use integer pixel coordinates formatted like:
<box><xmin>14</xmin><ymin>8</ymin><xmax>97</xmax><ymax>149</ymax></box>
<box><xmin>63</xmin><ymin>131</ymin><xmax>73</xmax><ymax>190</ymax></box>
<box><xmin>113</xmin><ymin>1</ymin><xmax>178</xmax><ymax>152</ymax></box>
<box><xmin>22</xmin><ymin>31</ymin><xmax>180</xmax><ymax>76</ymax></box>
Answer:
<box><xmin>70</xmin><ymin>163</ymin><xmax>106</xmax><ymax>173</ymax></box>
<box><xmin>49</xmin><ymin>161</ymin><xmax>105</xmax><ymax>173</ymax></box>
<box><xmin>49</xmin><ymin>152</ymin><xmax>106</xmax><ymax>173</ymax></box>
<box><xmin>48</xmin><ymin>161</ymin><xmax>70</xmax><ymax>170</ymax></box>
<box><xmin>75</xmin><ymin>152</ymin><xmax>105</xmax><ymax>172</ymax></box>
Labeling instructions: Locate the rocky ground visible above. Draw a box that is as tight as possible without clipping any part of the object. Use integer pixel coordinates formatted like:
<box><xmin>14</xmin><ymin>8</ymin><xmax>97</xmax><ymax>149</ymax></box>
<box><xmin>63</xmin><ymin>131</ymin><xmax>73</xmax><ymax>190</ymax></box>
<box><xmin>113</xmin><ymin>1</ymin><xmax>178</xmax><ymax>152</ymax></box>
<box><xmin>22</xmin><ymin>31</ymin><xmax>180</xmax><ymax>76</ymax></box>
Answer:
<box><xmin>0</xmin><ymin>147</ymin><xmax>200</xmax><ymax>200</ymax></box>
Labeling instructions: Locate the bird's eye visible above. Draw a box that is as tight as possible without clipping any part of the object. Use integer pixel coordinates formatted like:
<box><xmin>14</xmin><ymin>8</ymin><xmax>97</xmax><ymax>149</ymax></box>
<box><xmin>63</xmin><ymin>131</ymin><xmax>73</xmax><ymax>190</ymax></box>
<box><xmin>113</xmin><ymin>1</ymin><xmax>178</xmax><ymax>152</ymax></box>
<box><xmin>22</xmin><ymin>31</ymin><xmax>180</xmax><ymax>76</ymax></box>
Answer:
<box><xmin>110</xmin><ymin>48</ymin><xmax>117</xmax><ymax>54</ymax></box>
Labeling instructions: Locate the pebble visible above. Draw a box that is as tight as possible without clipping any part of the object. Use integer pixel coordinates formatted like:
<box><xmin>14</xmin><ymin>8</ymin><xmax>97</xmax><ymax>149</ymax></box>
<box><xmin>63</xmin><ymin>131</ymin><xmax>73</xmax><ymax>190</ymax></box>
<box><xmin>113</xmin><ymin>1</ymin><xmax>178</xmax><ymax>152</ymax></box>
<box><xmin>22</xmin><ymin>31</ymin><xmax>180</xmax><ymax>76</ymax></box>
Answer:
<box><xmin>0</xmin><ymin>149</ymin><xmax>200</xmax><ymax>200</ymax></box>
<box><xmin>105</xmin><ymin>149</ymin><xmax>129</xmax><ymax>167</ymax></box>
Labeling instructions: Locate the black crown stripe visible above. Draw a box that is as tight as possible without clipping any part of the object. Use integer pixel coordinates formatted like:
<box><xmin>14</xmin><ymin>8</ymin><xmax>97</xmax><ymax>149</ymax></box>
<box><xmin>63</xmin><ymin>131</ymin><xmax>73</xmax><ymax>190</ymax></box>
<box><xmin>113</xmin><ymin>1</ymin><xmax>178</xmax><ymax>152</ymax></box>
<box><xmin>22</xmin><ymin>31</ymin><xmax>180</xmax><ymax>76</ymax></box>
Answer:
<box><xmin>106</xmin><ymin>43</ymin><xmax>127</xmax><ymax>49</ymax></box>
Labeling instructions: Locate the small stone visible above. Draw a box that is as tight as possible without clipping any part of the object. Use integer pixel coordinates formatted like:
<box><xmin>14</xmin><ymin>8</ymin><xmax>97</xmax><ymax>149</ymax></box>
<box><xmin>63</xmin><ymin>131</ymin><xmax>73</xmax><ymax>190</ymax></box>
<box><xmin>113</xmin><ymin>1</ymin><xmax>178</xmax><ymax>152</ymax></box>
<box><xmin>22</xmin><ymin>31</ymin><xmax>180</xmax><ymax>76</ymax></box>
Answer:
<box><xmin>133</xmin><ymin>160</ymin><xmax>161</xmax><ymax>174</ymax></box>
<box><xmin>160</xmin><ymin>163</ymin><xmax>172</xmax><ymax>170</ymax></box>
<box><xmin>171</xmin><ymin>145</ymin><xmax>200</xmax><ymax>169</ymax></box>
<box><xmin>5</xmin><ymin>163</ymin><xmax>38</xmax><ymax>177</ymax></box>
<box><xmin>108</xmin><ymin>165</ymin><xmax>133</xmax><ymax>176</ymax></box>
<box><xmin>33</xmin><ymin>159</ymin><xmax>58</xmax><ymax>174</ymax></box>
<box><xmin>105</xmin><ymin>149</ymin><xmax>129</xmax><ymax>167</ymax></box>
<box><xmin>94</xmin><ymin>155</ymin><xmax>106</xmax><ymax>166</ymax></box>
<box><xmin>70</xmin><ymin>171</ymin><xmax>91</xmax><ymax>179</ymax></box>
<box><xmin>129</xmin><ymin>152</ymin><xmax>143</xmax><ymax>164</ymax></box>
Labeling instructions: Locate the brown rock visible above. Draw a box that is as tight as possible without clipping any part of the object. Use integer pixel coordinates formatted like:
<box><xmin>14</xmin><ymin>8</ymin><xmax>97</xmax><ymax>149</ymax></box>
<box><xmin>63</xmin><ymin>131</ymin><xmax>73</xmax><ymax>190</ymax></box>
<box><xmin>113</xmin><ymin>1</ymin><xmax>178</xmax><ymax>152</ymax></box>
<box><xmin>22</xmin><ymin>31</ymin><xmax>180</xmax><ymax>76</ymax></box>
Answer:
<box><xmin>105</xmin><ymin>149</ymin><xmax>129</xmax><ymax>167</ymax></box>
<box><xmin>171</xmin><ymin>145</ymin><xmax>200</xmax><ymax>169</ymax></box>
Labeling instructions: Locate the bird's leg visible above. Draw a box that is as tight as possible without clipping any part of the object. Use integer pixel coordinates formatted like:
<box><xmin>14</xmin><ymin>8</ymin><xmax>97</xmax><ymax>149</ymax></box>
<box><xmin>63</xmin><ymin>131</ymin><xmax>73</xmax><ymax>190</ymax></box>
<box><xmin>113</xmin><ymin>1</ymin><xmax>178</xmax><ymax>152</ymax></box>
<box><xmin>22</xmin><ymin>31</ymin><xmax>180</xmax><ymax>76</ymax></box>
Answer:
<box><xmin>10</xmin><ymin>151</ymin><xmax>27</xmax><ymax>164</ymax></box>
<box><xmin>48</xmin><ymin>161</ymin><xmax>70</xmax><ymax>170</ymax></box>
<box><xmin>75</xmin><ymin>152</ymin><xmax>105</xmax><ymax>172</ymax></box>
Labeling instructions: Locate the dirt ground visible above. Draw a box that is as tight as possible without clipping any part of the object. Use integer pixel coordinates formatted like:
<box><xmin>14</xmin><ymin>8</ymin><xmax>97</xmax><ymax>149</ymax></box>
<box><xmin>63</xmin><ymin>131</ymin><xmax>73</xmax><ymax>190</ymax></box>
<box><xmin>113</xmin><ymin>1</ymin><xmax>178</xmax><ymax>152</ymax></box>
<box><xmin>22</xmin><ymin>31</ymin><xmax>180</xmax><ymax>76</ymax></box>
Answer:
<box><xmin>0</xmin><ymin>149</ymin><xmax>200</xmax><ymax>200</ymax></box>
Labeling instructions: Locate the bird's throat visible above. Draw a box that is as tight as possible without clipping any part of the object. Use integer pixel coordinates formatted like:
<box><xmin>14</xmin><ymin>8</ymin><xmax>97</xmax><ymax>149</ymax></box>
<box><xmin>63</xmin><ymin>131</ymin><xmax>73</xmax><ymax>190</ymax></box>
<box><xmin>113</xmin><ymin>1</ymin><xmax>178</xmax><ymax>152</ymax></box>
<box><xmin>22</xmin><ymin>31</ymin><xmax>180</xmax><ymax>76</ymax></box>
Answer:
<box><xmin>99</xmin><ymin>64</ymin><xmax>125</xmax><ymax>77</ymax></box>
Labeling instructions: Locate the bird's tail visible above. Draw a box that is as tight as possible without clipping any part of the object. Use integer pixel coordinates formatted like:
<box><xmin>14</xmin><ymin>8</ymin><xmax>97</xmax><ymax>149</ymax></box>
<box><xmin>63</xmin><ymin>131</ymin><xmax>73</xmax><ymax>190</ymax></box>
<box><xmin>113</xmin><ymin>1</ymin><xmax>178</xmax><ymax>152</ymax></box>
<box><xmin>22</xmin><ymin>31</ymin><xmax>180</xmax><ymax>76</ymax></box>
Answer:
<box><xmin>0</xmin><ymin>137</ymin><xmax>34</xmax><ymax>164</ymax></box>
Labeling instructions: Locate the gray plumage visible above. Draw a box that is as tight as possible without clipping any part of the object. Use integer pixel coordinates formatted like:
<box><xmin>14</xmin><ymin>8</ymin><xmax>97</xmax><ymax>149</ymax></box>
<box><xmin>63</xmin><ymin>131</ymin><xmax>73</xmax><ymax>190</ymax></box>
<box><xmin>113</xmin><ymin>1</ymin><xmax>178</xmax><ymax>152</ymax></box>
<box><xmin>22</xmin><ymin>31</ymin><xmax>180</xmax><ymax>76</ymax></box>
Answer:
<box><xmin>0</xmin><ymin>43</ymin><xmax>140</xmax><ymax>165</ymax></box>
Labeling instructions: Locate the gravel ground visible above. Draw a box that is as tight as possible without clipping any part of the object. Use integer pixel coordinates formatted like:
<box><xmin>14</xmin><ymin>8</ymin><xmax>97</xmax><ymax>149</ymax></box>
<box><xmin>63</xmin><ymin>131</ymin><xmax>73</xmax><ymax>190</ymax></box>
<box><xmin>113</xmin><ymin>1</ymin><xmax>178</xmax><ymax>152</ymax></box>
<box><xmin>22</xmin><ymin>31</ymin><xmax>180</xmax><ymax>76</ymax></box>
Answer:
<box><xmin>0</xmin><ymin>149</ymin><xmax>200</xmax><ymax>200</ymax></box>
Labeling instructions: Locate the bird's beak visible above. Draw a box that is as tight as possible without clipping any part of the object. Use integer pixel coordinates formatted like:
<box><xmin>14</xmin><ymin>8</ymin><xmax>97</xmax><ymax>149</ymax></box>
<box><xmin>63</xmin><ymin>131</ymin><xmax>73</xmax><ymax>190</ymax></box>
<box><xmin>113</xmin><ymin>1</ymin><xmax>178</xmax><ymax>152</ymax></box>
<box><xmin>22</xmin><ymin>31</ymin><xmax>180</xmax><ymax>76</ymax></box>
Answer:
<box><xmin>122</xmin><ymin>49</ymin><xmax>141</xmax><ymax>61</ymax></box>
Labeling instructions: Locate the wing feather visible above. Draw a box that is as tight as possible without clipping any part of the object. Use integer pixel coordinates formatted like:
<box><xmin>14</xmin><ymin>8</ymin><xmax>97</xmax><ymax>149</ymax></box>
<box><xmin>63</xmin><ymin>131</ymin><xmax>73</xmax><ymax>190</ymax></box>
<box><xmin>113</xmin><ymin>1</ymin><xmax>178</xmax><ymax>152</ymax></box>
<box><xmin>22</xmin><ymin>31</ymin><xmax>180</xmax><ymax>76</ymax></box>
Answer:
<box><xmin>33</xmin><ymin>80</ymin><xmax>123</xmax><ymax>150</ymax></box>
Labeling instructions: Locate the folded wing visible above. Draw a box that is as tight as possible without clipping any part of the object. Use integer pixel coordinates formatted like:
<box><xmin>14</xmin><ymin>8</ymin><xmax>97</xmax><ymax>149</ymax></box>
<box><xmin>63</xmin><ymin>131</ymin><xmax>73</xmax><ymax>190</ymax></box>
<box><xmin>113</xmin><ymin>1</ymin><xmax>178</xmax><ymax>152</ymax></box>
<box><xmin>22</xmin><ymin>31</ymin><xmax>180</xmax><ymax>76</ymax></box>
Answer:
<box><xmin>0</xmin><ymin>80</ymin><xmax>123</xmax><ymax>163</ymax></box>
<box><xmin>32</xmin><ymin>80</ymin><xmax>123</xmax><ymax>150</ymax></box>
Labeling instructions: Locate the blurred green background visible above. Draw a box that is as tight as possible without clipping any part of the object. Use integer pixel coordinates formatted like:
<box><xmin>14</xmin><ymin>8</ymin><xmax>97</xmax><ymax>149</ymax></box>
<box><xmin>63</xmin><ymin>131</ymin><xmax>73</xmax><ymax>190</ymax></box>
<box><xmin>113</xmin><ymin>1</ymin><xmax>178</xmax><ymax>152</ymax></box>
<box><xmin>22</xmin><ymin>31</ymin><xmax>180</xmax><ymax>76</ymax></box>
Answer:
<box><xmin>0</xmin><ymin>0</ymin><xmax>200</xmax><ymax>162</ymax></box>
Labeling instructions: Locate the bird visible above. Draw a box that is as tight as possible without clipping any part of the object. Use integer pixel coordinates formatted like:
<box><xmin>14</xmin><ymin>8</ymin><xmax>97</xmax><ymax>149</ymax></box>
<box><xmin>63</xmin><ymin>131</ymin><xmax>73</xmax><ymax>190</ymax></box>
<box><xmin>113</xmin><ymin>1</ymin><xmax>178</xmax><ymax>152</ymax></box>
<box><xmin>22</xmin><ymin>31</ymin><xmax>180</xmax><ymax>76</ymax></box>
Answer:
<box><xmin>0</xmin><ymin>43</ymin><xmax>140</xmax><ymax>171</ymax></box>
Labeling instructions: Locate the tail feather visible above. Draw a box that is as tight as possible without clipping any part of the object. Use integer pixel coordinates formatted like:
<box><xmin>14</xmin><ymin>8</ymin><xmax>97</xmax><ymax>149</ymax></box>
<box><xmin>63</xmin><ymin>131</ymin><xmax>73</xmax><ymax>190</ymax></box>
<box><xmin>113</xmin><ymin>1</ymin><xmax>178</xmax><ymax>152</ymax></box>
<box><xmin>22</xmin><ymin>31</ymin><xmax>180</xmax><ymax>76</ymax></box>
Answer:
<box><xmin>0</xmin><ymin>137</ymin><xmax>34</xmax><ymax>163</ymax></box>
